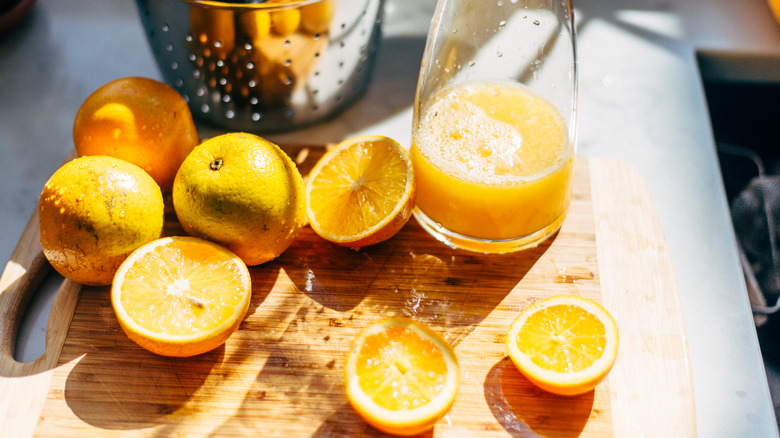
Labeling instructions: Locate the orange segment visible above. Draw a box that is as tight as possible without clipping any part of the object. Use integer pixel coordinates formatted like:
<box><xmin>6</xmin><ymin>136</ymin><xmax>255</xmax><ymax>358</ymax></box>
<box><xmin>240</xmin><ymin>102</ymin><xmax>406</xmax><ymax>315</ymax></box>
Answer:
<box><xmin>505</xmin><ymin>295</ymin><xmax>619</xmax><ymax>396</ymax></box>
<box><xmin>306</xmin><ymin>135</ymin><xmax>416</xmax><ymax>249</ymax></box>
<box><xmin>111</xmin><ymin>236</ymin><xmax>252</xmax><ymax>357</ymax></box>
<box><xmin>345</xmin><ymin>318</ymin><xmax>459</xmax><ymax>436</ymax></box>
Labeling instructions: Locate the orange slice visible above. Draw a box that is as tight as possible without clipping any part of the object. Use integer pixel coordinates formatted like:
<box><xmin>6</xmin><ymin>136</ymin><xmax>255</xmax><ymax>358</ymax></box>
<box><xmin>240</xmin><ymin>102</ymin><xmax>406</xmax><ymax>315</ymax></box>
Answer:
<box><xmin>505</xmin><ymin>295</ymin><xmax>619</xmax><ymax>396</ymax></box>
<box><xmin>111</xmin><ymin>236</ymin><xmax>252</xmax><ymax>357</ymax></box>
<box><xmin>306</xmin><ymin>135</ymin><xmax>416</xmax><ymax>249</ymax></box>
<box><xmin>344</xmin><ymin>317</ymin><xmax>459</xmax><ymax>436</ymax></box>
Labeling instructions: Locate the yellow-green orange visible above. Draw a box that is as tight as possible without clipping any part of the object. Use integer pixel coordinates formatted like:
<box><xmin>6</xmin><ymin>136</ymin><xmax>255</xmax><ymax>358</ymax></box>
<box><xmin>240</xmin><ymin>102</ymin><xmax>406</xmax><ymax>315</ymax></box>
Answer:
<box><xmin>38</xmin><ymin>155</ymin><xmax>164</xmax><ymax>286</ymax></box>
<box><xmin>172</xmin><ymin>132</ymin><xmax>306</xmax><ymax>266</ymax></box>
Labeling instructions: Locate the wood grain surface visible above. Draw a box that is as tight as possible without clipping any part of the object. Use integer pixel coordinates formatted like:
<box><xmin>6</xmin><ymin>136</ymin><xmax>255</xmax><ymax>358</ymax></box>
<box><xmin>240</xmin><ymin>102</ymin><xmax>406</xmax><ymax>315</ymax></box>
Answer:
<box><xmin>0</xmin><ymin>149</ymin><xmax>695</xmax><ymax>437</ymax></box>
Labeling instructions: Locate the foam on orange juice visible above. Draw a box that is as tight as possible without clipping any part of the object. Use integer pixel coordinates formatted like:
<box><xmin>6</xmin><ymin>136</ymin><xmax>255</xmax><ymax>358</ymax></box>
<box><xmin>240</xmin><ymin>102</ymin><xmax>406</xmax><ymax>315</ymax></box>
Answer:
<box><xmin>411</xmin><ymin>80</ymin><xmax>573</xmax><ymax>242</ymax></box>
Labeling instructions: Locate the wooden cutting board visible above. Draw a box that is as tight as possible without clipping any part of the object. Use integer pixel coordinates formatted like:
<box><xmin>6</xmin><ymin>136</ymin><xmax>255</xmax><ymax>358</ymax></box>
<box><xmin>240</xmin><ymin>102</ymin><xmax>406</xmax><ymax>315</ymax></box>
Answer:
<box><xmin>0</xmin><ymin>148</ymin><xmax>695</xmax><ymax>437</ymax></box>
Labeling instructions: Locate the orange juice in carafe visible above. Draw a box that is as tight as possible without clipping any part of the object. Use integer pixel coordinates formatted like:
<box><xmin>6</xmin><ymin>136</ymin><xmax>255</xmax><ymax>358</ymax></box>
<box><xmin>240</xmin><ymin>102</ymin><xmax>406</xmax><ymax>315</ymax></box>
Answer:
<box><xmin>411</xmin><ymin>80</ymin><xmax>574</xmax><ymax>250</ymax></box>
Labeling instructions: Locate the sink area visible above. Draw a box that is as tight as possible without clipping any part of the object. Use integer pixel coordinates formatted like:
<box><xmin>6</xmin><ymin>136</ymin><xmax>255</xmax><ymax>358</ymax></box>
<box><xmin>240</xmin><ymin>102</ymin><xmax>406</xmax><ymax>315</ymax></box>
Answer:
<box><xmin>698</xmin><ymin>50</ymin><xmax>780</xmax><ymax>426</ymax></box>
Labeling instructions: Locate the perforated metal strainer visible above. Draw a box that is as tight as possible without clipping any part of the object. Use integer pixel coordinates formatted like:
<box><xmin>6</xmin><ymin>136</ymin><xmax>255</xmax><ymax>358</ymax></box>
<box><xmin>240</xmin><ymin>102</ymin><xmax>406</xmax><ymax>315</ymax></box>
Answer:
<box><xmin>136</xmin><ymin>0</ymin><xmax>384</xmax><ymax>132</ymax></box>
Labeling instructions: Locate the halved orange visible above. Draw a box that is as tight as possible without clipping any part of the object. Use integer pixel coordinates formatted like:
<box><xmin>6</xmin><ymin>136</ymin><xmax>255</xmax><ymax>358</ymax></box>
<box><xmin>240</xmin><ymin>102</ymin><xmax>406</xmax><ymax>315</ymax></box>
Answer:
<box><xmin>344</xmin><ymin>317</ymin><xmax>459</xmax><ymax>436</ymax></box>
<box><xmin>306</xmin><ymin>135</ymin><xmax>416</xmax><ymax>249</ymax></box>
<box><xmin>111</xmin><ymin>236</ymin><xmax>252</xmax><ymax>357</ymax></box>
<box><xmin>505</xmin><ymin>295</ymin><xmax>619</xmax><ymax>396</ymax></box>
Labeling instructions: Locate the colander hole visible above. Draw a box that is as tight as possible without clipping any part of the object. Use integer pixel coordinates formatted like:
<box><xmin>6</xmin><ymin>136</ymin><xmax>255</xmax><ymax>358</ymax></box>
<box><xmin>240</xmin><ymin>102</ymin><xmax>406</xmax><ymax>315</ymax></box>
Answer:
<box><xmin>252</xmin><ymin>113</ymin><xmax>262</xmax><ymax>121</ymax></box>
<box><xmin>284</xmin><ymin>59</ymin><xmax>291</xmax><ymax>66</ymax></box>
<box><xmin>313</xmin><ymin>89</ymin><xmax>319</xmax><ymax>95</ymax></box>
<box><xmin>201</xmin><ymin>104</ymin><xmax>210</xmax><ymax>113</ymax></box>
<box><xmin>197</xmin><ymin>87</ymin><xmax>206</xmax><ymax>97</ymax></box>
<box><xmin>244</xmin><ymin>43</ymin><xmax>253</xmax><ymax>50</ymax></box>
<box><xmin>189</xmin><ymin>54</ymin><xmax>197</xmax><ymax>61</ymax></box>
<box><xmin>338</xmin><ymin>61</ymin><xmax>344</xmax><ymax>68</ymax></box>
<box><xmin>216</xmin><ymin>59</ymin><xmax>225</xmax><ymax>67</ymax></box>
<box><xmin>219</xmin><ymin>78</ymin><xmax>228</xmax><ymax>86</ymax></box>
<box><xmin>250</xmin><ymin>97</ymin><xmax>259</xmax><ymax>105</ymax></box>
<box><xmin>226</xmin><ymin>110</ymin><xmax>236</xmax><ymax>119</ymax></box>
<box><xmin>314</xmin><ymin>33</ymin><xmax>320</xmax><ymax>40</ymax></box>
<box><xmin>170</xmin><ymin>62</ymin><xmax>179</xmax><ymax>70</ymax></box>
<box><xmin>247</xmin><ymin>62</ymin><xmax>255</xmax><ymax>70</ymax></box>
<box><xmin>215</xmin><ymin>41</ymin><xmax>224</xmax><ymax>48</ymax></box>
<box><xmin>162</xmin><ymin>24</ymin><xmax>170</xmax><ymax>32</ymax></box>
<box><xmin>248</xmin><ymin>80</ymin><xmax>257</xmax><ymax>88</ymax></box>
<box><xmin>284</xmin><ymin>40</ymin><xmax>291</xmax><ymax>46</ymax></box>
<box><xmin>166</xmin><ymin>43</ymin><xmax>174</xmax><ymax>51</ymax></box>
<box><xmin>313</xmin><ymin>105</ymin><xmax>319</xmax><ymax>111</ymax></box>
<box><xmin>193</xmin><ymin>70</ymin><xmax>202</xmax><ymax>79</ymax></box>
<box><xmin>339</xmin><ymin>41</ymin><xmax>346</xmax><ymax>48</ymax></box>
<box><xmin>222</xmin><ymin>95</ymin><xmax>231</xmax><ymax>103</ymax></box>
<box><xmin>186</xmin><ymin>34</ymin><xmax>193</xmax><ymax>42</ymax></box>
<box><xmin>175</xmin><ymin>78</ymin><xmax>183</xmax><ymax>87</ymax></box>
<box><xmin>314</xmin><ymin>52</ymin><xmax>320</xmax><ymax>58</ymax></box>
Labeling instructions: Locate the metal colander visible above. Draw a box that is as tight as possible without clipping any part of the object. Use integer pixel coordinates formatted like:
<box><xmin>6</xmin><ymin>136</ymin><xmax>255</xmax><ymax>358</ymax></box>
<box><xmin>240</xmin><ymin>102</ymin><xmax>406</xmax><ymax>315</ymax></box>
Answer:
<box><xmin>135</xmin><ymin>0</ymin><xmax>384</xmax><ymax>133</ymax></box>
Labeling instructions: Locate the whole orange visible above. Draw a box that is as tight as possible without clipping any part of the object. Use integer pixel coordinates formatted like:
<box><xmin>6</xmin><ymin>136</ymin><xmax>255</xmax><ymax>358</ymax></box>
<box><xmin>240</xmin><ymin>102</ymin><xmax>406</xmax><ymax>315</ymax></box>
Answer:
<box><xmin>73</xmin><ymin>77</ymin><xmax>199</xmax><ymax>192</ymax></box>
<box><xmin>38</xmin><ymin>155</ymin><xmax>165</xmax><ymax>286</ymax></box>
<box><xmin>172</xmin><ymin>132</ymin><xmax>306</xmax><ymax>266</ymax></box>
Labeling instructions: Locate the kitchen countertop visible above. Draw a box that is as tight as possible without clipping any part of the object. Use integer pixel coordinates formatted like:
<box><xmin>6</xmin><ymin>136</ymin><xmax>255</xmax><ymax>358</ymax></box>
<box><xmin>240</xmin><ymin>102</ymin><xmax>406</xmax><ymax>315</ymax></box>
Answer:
<box><xmin>1</xmin><ymin>0</ymin><xmax>779</xmax><ymax>436</ymax></box>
